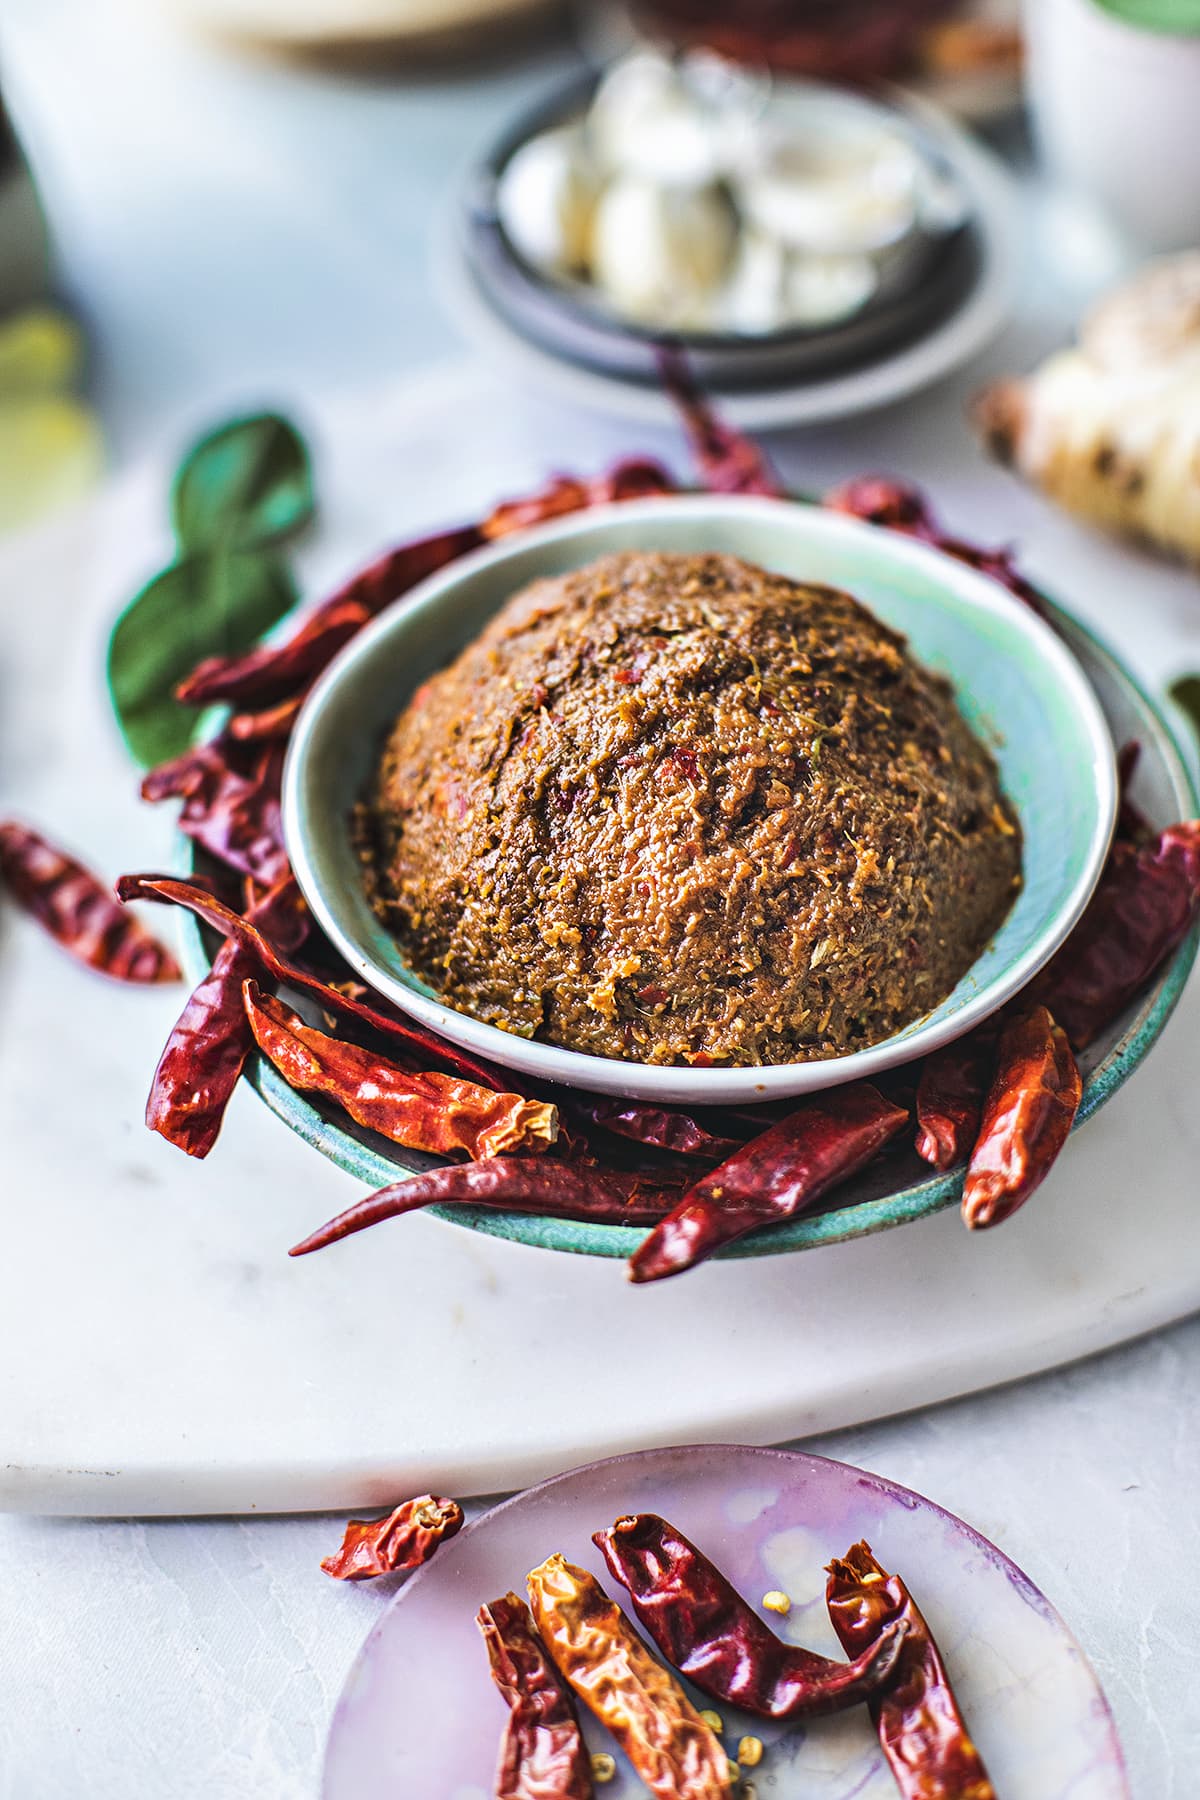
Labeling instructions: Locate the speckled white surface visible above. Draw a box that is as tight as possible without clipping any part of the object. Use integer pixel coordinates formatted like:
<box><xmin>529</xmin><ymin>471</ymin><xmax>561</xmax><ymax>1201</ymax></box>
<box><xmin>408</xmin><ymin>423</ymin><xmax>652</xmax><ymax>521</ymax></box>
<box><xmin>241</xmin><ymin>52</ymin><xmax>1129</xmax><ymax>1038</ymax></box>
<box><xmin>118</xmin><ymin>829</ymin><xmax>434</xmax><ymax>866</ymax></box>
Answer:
<box><xmin>0</xmin><ymin>0</ymin><xmax>1198</xmax><ymax>1791</ymax></box>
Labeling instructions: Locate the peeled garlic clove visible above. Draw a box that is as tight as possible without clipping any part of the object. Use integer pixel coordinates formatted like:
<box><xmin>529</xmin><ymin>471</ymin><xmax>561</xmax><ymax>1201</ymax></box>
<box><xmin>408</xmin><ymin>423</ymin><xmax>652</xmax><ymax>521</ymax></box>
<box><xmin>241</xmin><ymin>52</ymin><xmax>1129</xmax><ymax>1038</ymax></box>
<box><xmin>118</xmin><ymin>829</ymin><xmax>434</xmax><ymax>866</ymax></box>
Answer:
<box><xmin>785</xmin><ymin>253</ymin><xmax>877</xmax><ymax>327</ymax></box>
<box><xmin>588</xmin><ymin>50</ymin><xmax>721</xmax><ymax>187</ymax></box>
<box><xmin>741</xmin><ymin>126</ymin><xmax>919</xmax><ymax>255</ymax></box>
<box><xmin>722</xmin><ymin>229</ymin><xmax>789</xmax><ymax>335</ymax></box>
<box><xmin>590</xmin><ymin>177</ymin><xmax>736</xmax><ymax>327</ymax></box>
<box><xmin>496</xmin><ymin>127</ymin><xmax>597</xmax><ymax>276</ymax></box>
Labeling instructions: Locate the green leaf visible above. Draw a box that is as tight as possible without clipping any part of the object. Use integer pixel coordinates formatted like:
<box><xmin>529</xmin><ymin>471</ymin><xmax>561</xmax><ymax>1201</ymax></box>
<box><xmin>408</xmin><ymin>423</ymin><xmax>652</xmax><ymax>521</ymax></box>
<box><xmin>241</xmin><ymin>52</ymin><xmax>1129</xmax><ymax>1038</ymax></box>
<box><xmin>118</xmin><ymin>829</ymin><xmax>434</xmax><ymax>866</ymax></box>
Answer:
<box><xmin>107</xmin><ymin>550</ymin><xmax>297</xmax><ymax>766</ymax></box>
<box><xmin>170</xmin><ymin>412</ymin><xmax>313</xmax><ymax>553</ymax></box>
<box><xmin>1169</xmin><ymin>675</ymin><xmax>1200</xmax><ymax>747</ymax></box>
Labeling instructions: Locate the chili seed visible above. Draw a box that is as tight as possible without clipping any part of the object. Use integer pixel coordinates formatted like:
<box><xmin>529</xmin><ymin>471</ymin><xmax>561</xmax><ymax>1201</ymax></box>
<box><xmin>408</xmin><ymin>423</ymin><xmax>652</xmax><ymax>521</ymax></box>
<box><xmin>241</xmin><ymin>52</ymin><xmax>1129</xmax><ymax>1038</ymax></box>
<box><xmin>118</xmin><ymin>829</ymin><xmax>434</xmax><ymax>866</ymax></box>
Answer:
<box><xmin>590</xmin><ymin>1751</ymin><xmax>616</xmax><ymax>1783</ymax></box>
<box><xmin>699</xmin><ymin>1708</ymin><xmax>725</xmax><ymax>1734</ymax></box>
<box><xmin>761</xmin><ymin>1589</ymin><xmax>791</xmax><ymax>1615</ymax></box>
<box><xmin>738</xmin><ymin>1734</ymin><xmax>764</xmax><ymax>1767</ymax></box>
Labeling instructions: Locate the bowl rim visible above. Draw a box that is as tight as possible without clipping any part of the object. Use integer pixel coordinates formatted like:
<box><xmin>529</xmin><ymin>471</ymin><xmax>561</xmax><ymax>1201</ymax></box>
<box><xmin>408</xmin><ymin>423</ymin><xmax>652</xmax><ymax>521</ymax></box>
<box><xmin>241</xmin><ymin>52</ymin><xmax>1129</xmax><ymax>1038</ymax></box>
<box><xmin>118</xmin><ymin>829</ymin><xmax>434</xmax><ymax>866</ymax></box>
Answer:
<box><xmin>281</xmin><ymin>492</ymin><xmax>1118</xmax><ymax>1106</ymax></box>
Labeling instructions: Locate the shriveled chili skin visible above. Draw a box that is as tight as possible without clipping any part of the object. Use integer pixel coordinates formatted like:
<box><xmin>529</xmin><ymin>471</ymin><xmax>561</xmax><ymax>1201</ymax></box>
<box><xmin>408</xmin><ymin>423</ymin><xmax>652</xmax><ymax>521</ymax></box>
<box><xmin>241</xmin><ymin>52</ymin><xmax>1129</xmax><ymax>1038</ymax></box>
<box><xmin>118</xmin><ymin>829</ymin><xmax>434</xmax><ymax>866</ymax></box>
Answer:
<box><xmin>913</xmin><ymin>1034</ymin><xmax>995</xmax><ymax>1172</ymax></box>
<box><xmin>1029</xmin><ymin>823</ymin><xmax>1200</xmax><ymax>1049</ymax></box>
<box><xmin>827</xmin><ymin>1540</ymin><xmax>995</xmax><ymax>1800</ymax></box>
<box><xmin>478</xmin><ymin>1593</ymin><xmax>594</xmax><ymax>1800</ymax></box>
<box><xmin>321</xmin><ymin>1494</ymin><xmax>463</xmax><ymax>1581</ymax></box>
<box><xmin>145</xmin><ymin>877</ymin><xmax>308</xmax><ymax>1158</ymax></box>
<box><xmin>140</xmin><ymin>740</ymin><xmax>289</xmax><ymax>887</ymax></box>
<box><xmin>483</xmin><ymin>458</ymin><xmax>676</xmax><ymax>539</ymax></box>
<box><xmin>594</xmin><ymin>1513</ymin><xmax>907</xmax><ymax>1720</ymax></box>
<box><xmin>961</xmin><ymin>1006</ymin><xmax>1082</xmax><ymax>1230</ymax></box>
<box><xmin>527</xmin><ymin>1554</ymin><xmax>733</xmax><ymax>1800</ymax></box>
<box><xmin>242</xmin><ymin>982</ymin><xmax>557</xmax><ymax>1160</ymax></box>
<box><xmin>0</xmin><ymin>821</ymin><xmax>180</xmax><ymax>983</ymax></box>
<box><xmin>116</xmin><ymin>874</ymin><xmax>511</xmax><ymax>1091</ymax></box>
<box><xmin>629</xmin><ymin>1083</ymin><xmax>909</xmax><ymax>1282</ymax></box>
<box><xmin>289</xmin><ymin>1160</ymin><xmax>678</xmax><ymax>1256</ymax></box>
<box><xmin>571</xmin><ymin>1098</ymin><xmax>742</xmax><ymax>1165</ymax></box>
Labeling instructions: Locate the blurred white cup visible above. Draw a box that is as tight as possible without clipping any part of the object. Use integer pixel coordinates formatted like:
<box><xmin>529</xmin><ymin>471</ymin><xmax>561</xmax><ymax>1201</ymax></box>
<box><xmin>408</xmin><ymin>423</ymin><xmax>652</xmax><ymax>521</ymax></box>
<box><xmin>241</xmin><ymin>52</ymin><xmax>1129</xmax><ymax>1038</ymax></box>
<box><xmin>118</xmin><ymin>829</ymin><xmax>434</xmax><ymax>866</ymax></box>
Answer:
<box><xmin>1024</xmin><ymin>0</ymin><xmax>1200</xmax><ymax>252</ymax></box>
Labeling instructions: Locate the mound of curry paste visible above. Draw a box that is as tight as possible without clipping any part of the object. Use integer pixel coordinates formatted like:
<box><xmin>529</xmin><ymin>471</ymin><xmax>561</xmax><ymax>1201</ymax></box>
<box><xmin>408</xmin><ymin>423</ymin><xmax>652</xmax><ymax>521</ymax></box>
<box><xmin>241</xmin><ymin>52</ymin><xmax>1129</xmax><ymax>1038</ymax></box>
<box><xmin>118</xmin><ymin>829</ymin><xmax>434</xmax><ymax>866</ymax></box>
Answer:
<box><xmin>358</xmin><ymin>552</ymin><xmax>1021</xmax><ymax>1066</ymax></box>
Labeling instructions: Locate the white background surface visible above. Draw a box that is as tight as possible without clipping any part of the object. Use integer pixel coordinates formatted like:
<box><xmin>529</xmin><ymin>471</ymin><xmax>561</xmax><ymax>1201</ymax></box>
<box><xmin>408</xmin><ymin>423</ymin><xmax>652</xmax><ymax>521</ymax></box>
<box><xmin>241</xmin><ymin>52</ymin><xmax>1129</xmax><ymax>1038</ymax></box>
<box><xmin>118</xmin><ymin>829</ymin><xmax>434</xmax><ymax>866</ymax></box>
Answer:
<box><xmin>0</xmin><ymin>0</ymin><xmax>1198</xmax><ymax>1795</ymax></box>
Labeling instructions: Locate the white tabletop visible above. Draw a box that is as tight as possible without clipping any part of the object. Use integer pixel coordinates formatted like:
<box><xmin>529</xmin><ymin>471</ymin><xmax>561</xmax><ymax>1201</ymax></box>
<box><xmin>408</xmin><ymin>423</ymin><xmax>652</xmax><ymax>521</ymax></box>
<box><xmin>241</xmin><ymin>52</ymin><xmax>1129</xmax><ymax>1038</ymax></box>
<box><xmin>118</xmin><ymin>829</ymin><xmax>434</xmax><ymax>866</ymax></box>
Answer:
<box><xmin>0</xmin><ymin>2</ymin><xmax>1197</xmax><ymax>1794</ymax></box>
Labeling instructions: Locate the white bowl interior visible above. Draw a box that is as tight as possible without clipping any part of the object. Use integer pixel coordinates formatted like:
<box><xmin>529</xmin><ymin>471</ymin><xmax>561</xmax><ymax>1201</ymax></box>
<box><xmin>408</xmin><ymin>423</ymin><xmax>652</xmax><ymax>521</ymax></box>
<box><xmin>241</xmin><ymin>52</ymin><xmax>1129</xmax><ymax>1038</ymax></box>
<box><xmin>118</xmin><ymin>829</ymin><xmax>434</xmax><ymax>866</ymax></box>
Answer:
<box><xmin>283</xmin><ymin>496</ymin><xmax>1116</xmax><ymax>1104</ymax></box>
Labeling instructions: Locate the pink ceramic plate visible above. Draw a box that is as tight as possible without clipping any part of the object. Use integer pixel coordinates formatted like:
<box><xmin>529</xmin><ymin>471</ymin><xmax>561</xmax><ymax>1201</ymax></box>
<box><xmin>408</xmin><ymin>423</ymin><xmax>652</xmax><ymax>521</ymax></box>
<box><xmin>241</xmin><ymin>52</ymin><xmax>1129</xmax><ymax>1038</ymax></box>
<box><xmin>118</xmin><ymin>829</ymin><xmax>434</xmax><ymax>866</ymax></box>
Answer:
<box><xmin>323</xmin><ymin>1443</ymin><xmax>1128</xmax><ymax>1798</ymax></box>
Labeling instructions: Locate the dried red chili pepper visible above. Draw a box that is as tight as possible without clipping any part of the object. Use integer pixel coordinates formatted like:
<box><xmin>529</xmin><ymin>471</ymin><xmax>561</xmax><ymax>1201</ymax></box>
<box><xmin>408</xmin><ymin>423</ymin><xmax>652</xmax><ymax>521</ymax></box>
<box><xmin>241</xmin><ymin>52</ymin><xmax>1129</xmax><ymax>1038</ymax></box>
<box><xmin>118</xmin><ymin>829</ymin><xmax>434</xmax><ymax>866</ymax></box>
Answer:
<box><xmin>243</xmin><ymin>981</ymin><xmax>558</xmax><ymax>1160</ymax></box>
<box><xmin>595</xmin><ymin>1512</ymin><xmax>907</xmax><ymax>1720</ymax></box>
<box><xmin>175</xmin><ymin>594</ymin><xmax>372</xmax><ymax>710</ymax></box>
<box><xmin>571</xmin><ymin>1097</ymin><xmax>742</xmax><ymax>1164</ymax></box>
<box><xmin>289</xmin><ymin>1159</ymin><xmax>678</xmax><ymax>1256</ymax></box>
<box><xmin>477</xmin><ymin>1593</ymin><xmax>594</xmax><ymax>1800</ymax></box>
<box><xmin>1029</xmin><ymin>822</ymin><xmax>1200</xmax><ymax>1049</ymax></box>
<box><xmin>827</xmin><ymin>1540</ymin><xmax>996</xmax><ymax>1800</ymax></box>
<box><xmin>826</xmin><ymin>475</ymin><xmax>1045</xmax><ymax>615</ymax></box>
<box><xmin>481</xmin><ymin>457</ymin><xmax>676</xmax><ymax>540</ymax></box>
<box><xmin>913</xmin><ymin>1032</ymin><xmax>996</xmax><ymax>1173</ymax></box>
<box><xmin>116</xmin><ymin>874</ymin><xmax>511</xmax><ymax>1091</ymax></box>
<box><xmin>527</xmin><ymin>1554</ymin><xmax>733</xmax><ymax>1800</ymax></box>
<box><xmin>321</xmin><ymin>1494</ymin><xmax>464</xmax><ymax>1581</ymax></box>
<box><xmin>0</xmin><ymin>821</ymin><xmax>181</xmax><ymax>984</ymax></box>
<box><xmin>659</xmin><ymin>347</ymin><xmax>784</xmax><ymax>497</ymax></box>
<box><xmin>145</xmin><ymin>877</ymin><xmax>308</xmax><ymax>1158</ymax></box>
<box><xmin>629</xmin><ymin>1083</ymin><xmax>909</xmax><ymax>1283</ymax></box>
<box><xmin>139</xmin><ymin>739</ymin><xmax>289</xmax><ymax>887</ymax></box>
<box><xmin>961</xmin><ymin>1006</ymin><xmax>1082</xmax><ymax>1230</ymax></box>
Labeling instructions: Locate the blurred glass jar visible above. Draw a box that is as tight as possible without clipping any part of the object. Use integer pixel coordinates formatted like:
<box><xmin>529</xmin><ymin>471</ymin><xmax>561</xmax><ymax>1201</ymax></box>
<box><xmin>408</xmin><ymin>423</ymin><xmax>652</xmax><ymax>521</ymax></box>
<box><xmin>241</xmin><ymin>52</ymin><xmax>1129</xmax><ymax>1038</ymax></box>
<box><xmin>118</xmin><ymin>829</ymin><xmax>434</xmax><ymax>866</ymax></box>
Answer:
<box><xmin>1024</xmin><ymin>0</ymin><xmax>1200</xmax><ymax>253</ymax></box>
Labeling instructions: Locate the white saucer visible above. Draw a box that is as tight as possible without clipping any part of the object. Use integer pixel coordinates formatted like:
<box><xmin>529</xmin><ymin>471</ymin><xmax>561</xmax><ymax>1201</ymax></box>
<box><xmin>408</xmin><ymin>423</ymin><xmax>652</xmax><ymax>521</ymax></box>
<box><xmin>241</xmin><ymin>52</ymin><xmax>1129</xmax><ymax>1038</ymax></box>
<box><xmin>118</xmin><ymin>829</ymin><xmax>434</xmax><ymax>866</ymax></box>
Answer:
<box><xmin>441</xmin><ymin>94</ymin><xmax>1021</xmax><ymax>432</ymax></box>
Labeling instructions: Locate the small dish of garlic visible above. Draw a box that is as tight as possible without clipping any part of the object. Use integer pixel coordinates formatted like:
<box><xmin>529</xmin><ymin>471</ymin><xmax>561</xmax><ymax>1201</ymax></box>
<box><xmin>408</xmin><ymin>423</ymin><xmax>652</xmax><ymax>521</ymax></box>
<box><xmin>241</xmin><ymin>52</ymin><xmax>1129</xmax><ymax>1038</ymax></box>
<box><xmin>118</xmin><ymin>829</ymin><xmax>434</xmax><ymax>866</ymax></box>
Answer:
<box><xmin>488</xmin><ymin>50</ymin><xmax>970</xmax><ymax>342</ymax></box>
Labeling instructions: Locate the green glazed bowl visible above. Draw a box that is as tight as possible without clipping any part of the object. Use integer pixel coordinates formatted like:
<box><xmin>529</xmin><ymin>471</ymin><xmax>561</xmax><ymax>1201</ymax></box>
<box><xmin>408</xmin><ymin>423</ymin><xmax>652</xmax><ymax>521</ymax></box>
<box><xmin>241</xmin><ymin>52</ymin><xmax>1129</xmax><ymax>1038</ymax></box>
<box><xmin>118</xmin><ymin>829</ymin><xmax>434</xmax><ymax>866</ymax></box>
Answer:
<box><xmin>180</xmin><ymin>547</ymin><xmax>1197</xmax><ymax>1262</ymax></box>
<box><xmin>281</xmin><ymin>497</ymin><xmax>1117</xmax><ymax>1108</ymax></box>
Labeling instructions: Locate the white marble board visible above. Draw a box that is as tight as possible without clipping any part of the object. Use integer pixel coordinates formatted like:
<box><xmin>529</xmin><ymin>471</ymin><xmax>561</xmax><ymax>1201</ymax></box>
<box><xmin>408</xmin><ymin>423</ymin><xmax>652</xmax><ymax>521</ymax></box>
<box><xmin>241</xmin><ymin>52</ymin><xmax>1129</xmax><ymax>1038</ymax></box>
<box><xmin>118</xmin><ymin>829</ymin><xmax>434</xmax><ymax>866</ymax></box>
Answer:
<box><xmin>2</xmin><ymin>358</ymin><xmax>1199</xmax><ymax>1517</ymax></box>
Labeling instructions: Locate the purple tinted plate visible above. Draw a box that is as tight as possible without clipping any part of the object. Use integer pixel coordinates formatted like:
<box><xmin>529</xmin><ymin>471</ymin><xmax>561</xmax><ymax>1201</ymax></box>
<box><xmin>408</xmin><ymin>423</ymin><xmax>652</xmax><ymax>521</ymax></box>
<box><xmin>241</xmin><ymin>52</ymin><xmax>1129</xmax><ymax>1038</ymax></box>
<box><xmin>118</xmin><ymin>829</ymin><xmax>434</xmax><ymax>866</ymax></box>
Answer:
<box><xmin>322</xmin><ymin>1443</ymin><xmax>1128</xmax><ymax>1799</ymax></box>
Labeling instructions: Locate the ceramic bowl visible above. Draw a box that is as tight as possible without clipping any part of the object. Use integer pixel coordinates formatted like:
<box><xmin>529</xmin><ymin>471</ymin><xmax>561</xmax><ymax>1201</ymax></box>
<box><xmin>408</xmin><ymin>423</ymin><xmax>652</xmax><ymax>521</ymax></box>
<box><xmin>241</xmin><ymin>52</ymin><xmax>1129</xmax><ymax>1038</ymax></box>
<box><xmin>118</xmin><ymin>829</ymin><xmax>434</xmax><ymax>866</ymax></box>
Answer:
<box><xmin>462</xmin><ymin>74</ymin><xmax>980</xmax><ymax>391</ymax></box>
<box><xmin>182</xmin><ymin>578</ymin><xmax>1197</xmax><ymax>1261</ymax></box>
<box><xmin>282</xmin><ymin>494</ymin><xmax>1116</xmax><ymax>1108</ymax></box>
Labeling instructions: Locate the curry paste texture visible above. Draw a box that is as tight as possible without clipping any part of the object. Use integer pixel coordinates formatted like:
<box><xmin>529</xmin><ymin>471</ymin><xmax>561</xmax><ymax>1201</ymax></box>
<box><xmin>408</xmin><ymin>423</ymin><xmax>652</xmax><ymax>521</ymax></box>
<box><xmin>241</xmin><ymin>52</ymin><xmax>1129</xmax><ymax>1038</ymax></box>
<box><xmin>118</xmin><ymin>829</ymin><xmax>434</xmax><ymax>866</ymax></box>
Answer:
<box><xmin>358</xmin><ymin>552</ymin><xmax>1021</xmax><ymax>1066</ymax></box>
